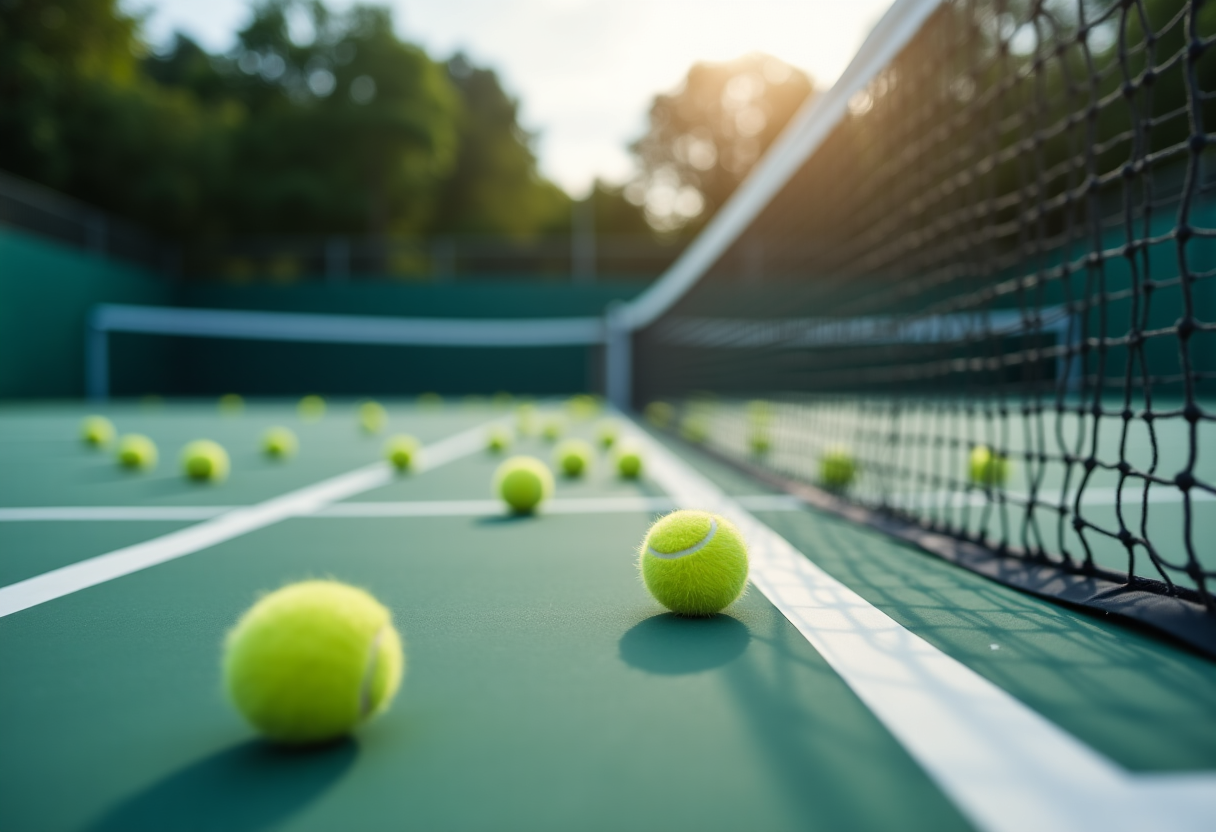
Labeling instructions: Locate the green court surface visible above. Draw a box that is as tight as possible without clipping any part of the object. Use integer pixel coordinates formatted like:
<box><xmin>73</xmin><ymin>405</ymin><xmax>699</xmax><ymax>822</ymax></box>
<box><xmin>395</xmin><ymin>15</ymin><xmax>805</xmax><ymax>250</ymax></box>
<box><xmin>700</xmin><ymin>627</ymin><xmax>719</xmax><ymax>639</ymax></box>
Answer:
<box><xmin>0</xmin><ymin>401</ymin><xmax>1213</xmax><ymax>832</ymax></box>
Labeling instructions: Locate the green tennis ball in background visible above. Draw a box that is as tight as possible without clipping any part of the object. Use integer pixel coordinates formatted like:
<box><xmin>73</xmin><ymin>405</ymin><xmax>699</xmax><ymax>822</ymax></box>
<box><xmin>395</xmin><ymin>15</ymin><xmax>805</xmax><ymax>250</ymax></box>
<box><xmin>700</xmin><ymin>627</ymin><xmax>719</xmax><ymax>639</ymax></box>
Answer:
<box><xmin>359</xmin><ymin>401</ymin><xmax>388</xmax><ymax>434</ymax></box>
<box><xmin>680</xmin><ymin>414</ymin><xmax>709</xmax><ymax>444</ymax></box>
<box><xmin>615</xmin><ymin>446</ymin><xmax>643</xmax><ymax>479</ymax></box>
<box><xmin>385</xmin><ymin>435</ymin><xmax>421</xmax><ymax>472</ymax></box>
<box><xmin>81</xmin><ymin>415</ymin><xmax>116</xmax><ymax>447</ymax></box>
<box><xmin>223</xmin><ymin>580</ymin><xmax>405</xmax><ymax>745</ymax></box>
<box><xmin>182</xmin><ymin>439</ymin><xmax>230</xmax><ymax>482</ymax></box>
<box><xmin>596</xmin><ymin>419</ymin><xmax>619</xmax><ymax>449</ymax></box>
<box><xmin>566</xmin><ymin>394</ymin><xmax>599</xmax><ymax>421</ymax></box>
<box><xmin>492</xmin><ymin>391</ymin><xmax>514</xmax><ymax>410</ymax></box>
<box><xmin>555</xmin><ymin>438</ymin><xmax>593</xmax><ymax>478</ymax></box>
<box><xmin>638</xmin><ymin>510</ymin><xmax>749</xmax><ymax>616</ymax></box>
<box><xmin>487</xmin><ymin>426</ymin><xmax>512</xmax><ymax>453</ymax></box>
<box><xmin>969</xmin><ymin>445</ymin><xmax>1010</xmax><ymax>486</ymax></box>
<box><xmin>749</xmin><ymin>430</ymin><xmax>771</xmax><ymax>455</ymax></box>
<box><xmin>417</xmin><ymin>392</ymin><xmax>443</xmax><ymax>410</ymax></box>
<box><xmin>540</xmin><ymin>415</ymin><xmax>565</xmax><ymax>442</ymax></box>
<box><xmin>645</xmin><ymin>401</ymin><xmax>674</xmax><ymax>429</ymax></box>
<box><xmin>116</xmin><ymin>434</ymin><xmax>157</xmax><ymax>470</ymax></box>
<box><xmin>746</xmin><ymin>399</ymin><xmax>772</xmax><ymax>426</ymax></box>
<box><xmin>516</xmin><ymin>403</ymin><xmax>538</xmax><ymax>436</ymax></box>
<box><xmin>262</xmin><ymin>426</ymin><xmax>298</xmax><ymax>459</ymax></box>
<box><xmin>219</xmin><ymin>393</ymin><xmax>245</xmax><ymax>415</ymax></box>
<box><xmin>298</xmin><ymin>395</ymin><xmax>326</xmax><ymax>422</ymax></box>
<box><xmin>494</xmin><ymin>456</ymin><xmax>554</xmax><ymax>514</ymax></box>
<box><xmin>819</xmin><ymin>445</ymin><xmax>857</xmax><ymax>490</ymax></box>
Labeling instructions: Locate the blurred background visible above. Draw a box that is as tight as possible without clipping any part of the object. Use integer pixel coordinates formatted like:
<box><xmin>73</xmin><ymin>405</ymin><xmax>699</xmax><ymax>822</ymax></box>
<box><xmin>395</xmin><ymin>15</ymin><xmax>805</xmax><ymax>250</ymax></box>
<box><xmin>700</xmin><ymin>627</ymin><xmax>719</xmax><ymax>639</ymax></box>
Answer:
<box><xmin>0</xmin><ymin>0</ymin><xmax>887</xmax><ymax>398</ymax></box>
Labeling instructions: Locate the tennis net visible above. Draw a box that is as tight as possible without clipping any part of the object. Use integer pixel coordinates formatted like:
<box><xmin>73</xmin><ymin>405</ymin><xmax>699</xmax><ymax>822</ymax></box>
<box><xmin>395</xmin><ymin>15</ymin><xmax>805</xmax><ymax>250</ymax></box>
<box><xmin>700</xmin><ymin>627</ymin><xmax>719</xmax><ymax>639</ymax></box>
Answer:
<box><xmin>623</xmin><ymin>0</ymin><xmax>1216</xmax><ymax>654</ymax></box>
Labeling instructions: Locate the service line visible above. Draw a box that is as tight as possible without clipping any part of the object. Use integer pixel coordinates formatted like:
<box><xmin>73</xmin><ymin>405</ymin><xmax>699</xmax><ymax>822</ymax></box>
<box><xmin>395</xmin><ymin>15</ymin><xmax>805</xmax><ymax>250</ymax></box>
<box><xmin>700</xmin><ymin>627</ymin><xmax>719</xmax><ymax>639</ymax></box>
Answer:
<box><xmin>0</xmin><ymin>421</ymin><xmax>495</xmax><ymax>618</ymax></box>
<box><xmin>622</xmin><ymin>418</ymin><xmax>1216</xmax><ymax>832</ymax></box>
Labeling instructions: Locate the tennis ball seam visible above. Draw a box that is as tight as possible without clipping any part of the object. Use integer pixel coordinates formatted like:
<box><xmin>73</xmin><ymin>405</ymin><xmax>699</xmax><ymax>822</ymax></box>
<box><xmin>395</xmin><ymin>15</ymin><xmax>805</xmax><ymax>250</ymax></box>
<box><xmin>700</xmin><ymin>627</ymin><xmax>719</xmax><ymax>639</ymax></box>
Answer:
<box><xmin>647</xmin><ymin>517</ymin><xmax>718</xmax><ymax>560</ymax></box>
<box><xmin>359</xmin><ymin>625</ymin><xmax>385</xmax><ymax>717</ymax></box>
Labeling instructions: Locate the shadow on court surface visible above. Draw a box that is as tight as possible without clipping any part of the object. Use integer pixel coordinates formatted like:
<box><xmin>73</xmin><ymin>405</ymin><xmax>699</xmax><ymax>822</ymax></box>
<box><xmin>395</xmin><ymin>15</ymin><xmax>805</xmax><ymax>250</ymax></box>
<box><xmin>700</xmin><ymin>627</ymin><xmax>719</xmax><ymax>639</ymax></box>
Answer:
<box><xmin>86</xmin><ymin>739</ymin><xmax>357</xmax><ymax>832</ymax></box>
<box><xmin>618</xmin><ymin>613</ymin><xmax>750</xmax><ymax>674</ymax></box>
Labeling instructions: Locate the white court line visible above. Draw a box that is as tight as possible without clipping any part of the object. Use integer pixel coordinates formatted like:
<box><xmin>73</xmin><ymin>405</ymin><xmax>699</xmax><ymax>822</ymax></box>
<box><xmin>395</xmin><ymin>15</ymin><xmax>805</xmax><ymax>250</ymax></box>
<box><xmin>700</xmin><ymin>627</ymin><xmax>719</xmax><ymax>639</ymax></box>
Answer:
<box><xmin>0</xmin><ymin>494</ymin><xmax>804</xmax><ymax>522</ymax></box>
<box><xmin>0</xmin><ymin>422</ymin><xmax>494</xmax><ymax>618</ymax></box>
<box><xmin>623</xmin><ymin>420</ymin><xmax>1216</xmax><ymax>832</ymax></box>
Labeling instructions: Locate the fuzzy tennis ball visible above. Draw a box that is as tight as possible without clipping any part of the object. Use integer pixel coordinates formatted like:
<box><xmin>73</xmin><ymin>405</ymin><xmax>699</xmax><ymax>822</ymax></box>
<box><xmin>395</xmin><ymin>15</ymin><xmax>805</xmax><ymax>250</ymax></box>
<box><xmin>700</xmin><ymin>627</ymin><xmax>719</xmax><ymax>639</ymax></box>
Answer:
<box><xmin>223</xmin><ymin>580</ymin><xmax>405</xmax><ymax>745</ymax></box>
<box><xmin>359</xmin><ymin>401</ymin><xmax>387</xmax><ymax>434</ymax></box>
<box><xmin>566</xmin><ymin>394</ymin><xmax>598</xmax><ymax>421</ymax></box>
<box><xmin>595</xmin><ymin>419</ymin><xmax>619</xmax><ymax>449</ymax></box>
<box><xmin>116</xmin><ymin>434</ymin><xmax>157</xmax><ymax>470</ymax></box>
<box><xmin>81</xmin><ymin>415</ymin><xmax>116</xmax><ymax>447</ymax></box>
<box><xmin>615</xmin><ymin>445</ymin><xmax>643</xmax><ymax>479</ymax></box>
<box><xmin>638</xmin><ymin>510</ymin><xmax>749</xmax><ymax>616</ymax></box>
<box><xmin>540</xmin><ymin>415</ymin><xmax>565</xmax><ymax>442</ymax></box>
<box><xmin>750</xmin><ymin>430</ymin><xmax>771</xmax><ymax>455</ymax></box>
<box><xmin>298</xmin><ymin>395</ymin><xmax>326</xmax><ymax>422</ymax></box>
<box><xmin>555</xmin><ymin>438</ymin><xmax>593</xmax><ymax>478</ymax></box>
<box><xmin>487</xmin><ymin>426</ymin><xmax>512</xmax><ymax>453</ymax></box>
<box><xmin>262</xmin><ymin>426</ymin><xmax>298</xmax><ymax>459</ymax></box>
<box><xmin>969</xmin><ymin>445</ymin><xmax>1010</xmax><ymax>486</ymax></box>
<box><xmin>219</xmin><ymin>393</ymin><xmax>245</xmax><ymax>415</ymax></box>
<box><xmin>182</xmin><ymin>439</ymin><xmax>230</xmax><ymax>482</ymax></box>
<box><xmin>680</xmin><ymin>414</ymin><xmax>709</xmax><ymax>444</ymax></box>
<box><xmin>385</xmin><ymin>435</ymin><xmax>421</xmax><ymax>472</ymax></box>
<box><xmin>645</xmin><ymin>401</ymin><xmax>674</xmax><ymax>429</ymax></box>
<box><xmin>516</xmin><ymin>403</ymin><xmax>538</xmax><ymax>436</ymax></box>
<box><xmin>819</xmin><ymin>445</ymin><xmax>857</xmax><ymax>489</ymax></box>
<box><xmin>494</xmin><ymin>456</ymin><xmax>554</xmax><ymax>514</ymax></box>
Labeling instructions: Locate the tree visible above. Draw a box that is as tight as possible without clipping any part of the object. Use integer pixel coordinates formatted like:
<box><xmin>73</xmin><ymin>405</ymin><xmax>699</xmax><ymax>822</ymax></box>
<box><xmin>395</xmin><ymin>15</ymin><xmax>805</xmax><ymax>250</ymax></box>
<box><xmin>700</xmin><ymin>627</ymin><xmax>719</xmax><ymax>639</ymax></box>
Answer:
<box><xmin>628</xmin><ymin>53</ymin><xmax>813</xmax><ymax>232</ymax></box>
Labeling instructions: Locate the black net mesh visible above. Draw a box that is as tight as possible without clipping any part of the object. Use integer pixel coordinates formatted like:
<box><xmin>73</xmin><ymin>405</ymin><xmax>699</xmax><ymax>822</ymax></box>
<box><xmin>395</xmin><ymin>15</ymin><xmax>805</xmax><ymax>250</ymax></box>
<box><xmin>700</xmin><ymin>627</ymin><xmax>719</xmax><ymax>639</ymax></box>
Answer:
<box><xmin>634</xmin><ymin>0</ymin><xmax>1216</xmax><ymax>617</ymax></box>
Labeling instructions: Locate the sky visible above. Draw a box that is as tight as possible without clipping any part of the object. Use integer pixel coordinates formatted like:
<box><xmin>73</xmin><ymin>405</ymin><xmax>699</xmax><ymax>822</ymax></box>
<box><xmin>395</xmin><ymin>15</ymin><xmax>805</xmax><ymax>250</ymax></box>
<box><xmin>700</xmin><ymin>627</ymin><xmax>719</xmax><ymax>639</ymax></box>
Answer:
<box><xmin>129</xmin><ymin>0</ymin><xmax>895</xmax><ymax>196</ymax></box>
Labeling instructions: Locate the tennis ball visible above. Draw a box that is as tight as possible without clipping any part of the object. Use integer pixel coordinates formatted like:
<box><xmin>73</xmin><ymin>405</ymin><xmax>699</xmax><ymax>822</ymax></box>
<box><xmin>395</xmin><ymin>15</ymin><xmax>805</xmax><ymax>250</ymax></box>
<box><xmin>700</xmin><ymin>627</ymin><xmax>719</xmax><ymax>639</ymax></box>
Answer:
<box><xmin>219</xmin><ymin>393</ymin><xmax>245</xmax><ymax>415</ymax></box>
<box><xmin>595</xmin><ymin>419</ymin><xmax>619</xmax><ymax>449</ymax></box>
<box><xmin>645</xmin><ymin>401</ymin><xmax>674</xmax><ymax>429</ymax></box>
<box><xmin>819</xmin><ymin>445</ymin><xmax>857</xmax><ymax>489</ymax></box>
<box><xmin>566</xmin><ymin>394</ymin><xmax>598</xmax><ymax>421</ymax></box>
<box><xmin>487</xmin><ymin>426</ymin><xmax>512</xmax><ymax>453</ymax></box>
<box><xmin>224</xmin><ymin>580</ymin><xmax>405</xmax><ymax>746</ymax></box>
<box><xmin>540</xmin><ymin>415</ymin><xmax>565</xmax><ymax>442</ymax></box>
<box><xmin>359</xmin><ymin>401</ymin><xmax>387</xmax><ymax>434</ymax></box>
<box><xmin>516</xmin><ymin>403</ymin><xmax>538</xmax><ymax>436</ymax></box>
<box><xmin>492</xmin><ymin>391</ymin><xmax>513</xmax><ymax>410</ymax></box>
<box><xmin>615</xmin><ymin>445</ymin><xmax>643</xmax><ymax>479</ymax></box>
<box><xmin>262</xmin><ymin>426</ymin><xmax>298</xmax><ymax>459</ymax></box>
<box><xmin>298</xmin><ymin>395</ymin><xmax>326</xmax><ymax>422</ymax></box>
<box><xmin>969</xmin><ymin>445</ymin><xmax>1010</xmax><ymax>486</ymax></box>
<box><xmin>417</xmin><ymin>392</ymin><xmax>443</xmax><ymax>410</ymax></box>
<box><xmin>385</xmin><ymin>435</ymin><xmax>421</xmax><ymax>472</ymax></box>
<box><xmin>494</xmin><ymin>456</ymin><xmax>554</xmax><ymax>514</ymax></box>
<box><xmin>638</xmin><ymin>510</ymin><xmax>749</xmax><ymax>616</ymax></box>
<box><xmin>116</xmin><ymin>434</ymin><xmax>157</xmax><ymax>470</ymax></box>
<box><xmin>746</xmin><ymin>399</ymin><xmax>772</xmax><ymax>425</ymax></box>
<box><xmin>182</xmin><ymin>439</ymin><xmax>230</xmax><ymax>482</ymax></box>
<box><xmin>750</xmin><ymin>430</ymin><xmax>771</xmax><ymax>455</ymax></box>
<box><xmin>680</xmin><ymin>414</ymin><xmax>709</xmax><ymax>444</ymax></box>
<box><xmin>81</xmin><ymin>415</ymin><xmax>116</xmax><ymax>447</ymax></box>
<box><xmin>555</xmin><ymin>438</ymin><xmax>593</xmax><ymax>478</ymax></box>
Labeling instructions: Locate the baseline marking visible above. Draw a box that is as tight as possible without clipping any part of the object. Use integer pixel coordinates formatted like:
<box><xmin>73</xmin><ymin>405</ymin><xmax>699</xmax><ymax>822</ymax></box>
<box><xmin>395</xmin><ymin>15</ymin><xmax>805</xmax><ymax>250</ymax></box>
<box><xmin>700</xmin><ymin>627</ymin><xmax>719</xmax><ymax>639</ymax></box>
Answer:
<box><xmin>623</xmin><ymin>420</ymin><xmax>1216</xmax><ymax>832</ymax></box>
<box><xmin>0</xmin><ymin>422</ymin><xmax>492</xmax><ymax>618</ymax></box>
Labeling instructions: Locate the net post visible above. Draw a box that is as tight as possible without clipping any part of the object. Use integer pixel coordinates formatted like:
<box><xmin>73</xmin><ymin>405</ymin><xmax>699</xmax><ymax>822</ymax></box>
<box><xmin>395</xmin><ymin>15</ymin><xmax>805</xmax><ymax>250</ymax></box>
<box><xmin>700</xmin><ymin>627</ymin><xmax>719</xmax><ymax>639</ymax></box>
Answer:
<box><xmin>604</xmin><ymin>301</ymin><xmax>631</xmax><ymax>410</ymax></box>
<box><xmin>85</xmin><ymin>309</ymin><xmax>109</xmax><ymax>401</ymax></box>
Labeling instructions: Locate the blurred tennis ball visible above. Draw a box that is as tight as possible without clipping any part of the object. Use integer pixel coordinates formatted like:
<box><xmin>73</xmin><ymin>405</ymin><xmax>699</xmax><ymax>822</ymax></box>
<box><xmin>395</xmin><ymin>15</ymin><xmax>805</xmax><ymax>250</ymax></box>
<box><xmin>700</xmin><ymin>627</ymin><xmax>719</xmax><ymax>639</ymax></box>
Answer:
<box><xmin>615</xmin><ymin>445</ymin><xmax>643</xmax><ymax>479</ymax></box>
<box><xmin>81</xmin><ymin>415</ymin><xmax>116</xmax><ymax>447</ymax></box>
<box><xmin>595</xmin><ymin>419</ymin><xmax>619</xmax><ymax>449</ymax></box>
<box><xmin>540</xmin><ymin>415</ymin><xmax>565</xmax><ymax>442</ymax></box>
<box><xmin>516</xmin><ymin>403</ymin><xmax>538</xmax><ymax>436</ymax></box>
<box><xmin>219</xmin><ymin>393</ymin><xmax>245</xmax><ymax>415</ymax></box>
<box><xmin>969</xmin><ymin>445</ymin><xmax>1010</xmax><ymax>486</ymax></box>
<box><xmin>750</xmin><ymin>430</ymin><xmax>771</xmax><ymax>455</ymax></box>
<box><xmin>494</xmin><ymin>456</ymin><xmax>553</xmax><ymax>514</ymax></box>
<box><xmin>819</xmin><ymin>445</ymin><xmax>857</xmax><ymax>490</ymax></box>
<box><xmin>262</xmin><ymin>426</ymin><xmax>298</xmax><ymax>459</ymax></box>
<box><xmin>298</xmin><ymin>395</ymin><xmax>326</xmax><ymax>422</ymax></box>
<box><xmin>566</xmin><ymin>394</ymin><xmax>599</xmax><ymax>421</ymax></box>
<box><xmin>645</xmin><ymin>401</ymin><xmax>674</xmax><ymax>429</ymax></box>
<box><xmin>182</xmin><ymin>439</ymin><xmax>230</xmax><ymax>482</ymax></box>
<box><xmin>487</xmin><ymin>425</ymin><xmax>512</xmax><ymax>453</ymax></box>
<box><xmin>555</xmin><ymin>438</ymin><xmax>593</xmax><ymax>478</ymax></box>
<box><xmin>359</xmin><ymin>401</ymin><xmax>387</xmax><ymax>434</ymax></box>
<box><xmin>680</xmin><ymin>414</ymin><xmax>709</xmax><ymax>444</ymax></box>
<box><xmin>385</xmin><ymin>435</ymin><xmax>421</xmax><ymax>472</ymax></box>
<box><xmin>116</xmin><ymin>434</ymin><xmax>157</xmax><ymax>470</ymax></box>
<box><xmin>417</xmin><ymin>392</ymin><xmax>443</xmax><ymax>410</ymax></box>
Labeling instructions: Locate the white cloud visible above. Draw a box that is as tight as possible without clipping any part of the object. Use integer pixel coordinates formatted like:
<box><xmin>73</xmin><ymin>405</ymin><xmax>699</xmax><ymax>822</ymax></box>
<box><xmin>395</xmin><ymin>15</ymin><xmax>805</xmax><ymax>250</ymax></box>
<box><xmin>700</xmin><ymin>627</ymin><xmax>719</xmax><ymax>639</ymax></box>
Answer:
<box><xmin>129</xmin><ymin>0</ymin><xmax>894</xmax><ymax>195</ymax></box>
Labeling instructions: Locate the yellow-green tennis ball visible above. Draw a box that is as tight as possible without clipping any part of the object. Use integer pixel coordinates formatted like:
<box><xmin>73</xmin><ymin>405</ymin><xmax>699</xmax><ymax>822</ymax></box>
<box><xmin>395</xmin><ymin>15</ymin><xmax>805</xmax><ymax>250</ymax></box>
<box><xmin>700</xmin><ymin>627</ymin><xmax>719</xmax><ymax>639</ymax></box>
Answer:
<box><xmin>638</xmin><ymin>510</ymin><xmax>748</xmax><ymax>616</ymax></box>
<box><xmin>645</xmin><ymin>401</ymin><xmax>674</xmax><ymax>429</ymax></box>
<box><xmin>615</xmin><ymin>446</ymin><xmax>643</xmax><ymax>479</ymax></box>
<box><xmin>358</xmin><ymin>401</ymin><xmax>387</xmax><ymax>434</ymax></box>
<box><xmin>494</xmin><ymin>456</ymin><xmax>554</xmax><ymax>514</ymax></box>
<box><xmin>969</xmin><ymin>445</ymin><xmax>1010</xmax><ymax>486</ymax></box>
<box><xmin>182</xmin><ymin>439</ymin><xmax>230</xmax><ymax>482</ymax></box>
<box><xmin>298</xmin><ymin>395</ymin><xmax>326</xmax><ymax>422</ymax></box>
<box><xmin>750</xmin><ymin>430</ymin><xmax>771</xmax><ymax>455</ymax></box>
<box><xmin>819</xmin><ymin>445</ymin><xmax>857</xmax><ymax>489</ymax></box>
<box><xmin>219</xmin><ymin>393</ymin><xmax>245</xmax><ymax>415</ymax></box>
<box><xmin>595</xmin><ymin>419</ymin><xmax>619</xmax><ymax>449</ymax></box>
<box><xmin>81</xmin><ymin>415</ymin><xmax>116</xmax><ymax>447</ymax></box>
<box><xmin>566</xmin><ymin>394</ymin><xmax>598</xmax><ymax>421</ymax></box>
<box><xmin>680</xmin><ymin>414</ymin><xmax>709</xmax><ymax>444</ymax></box>
<box><xmin>262</xmin><ymin>426</ymin><xmax>298</xmax><ymax>459</ymax></box>
<box><xmin>555</xmin><ymin>438</ymin><xmax>593</xmax><ymax>478</ymax></box>
<box><xmin>417</xmin><ymin>392</ymin><xmax>443</xmax><ymax>410</ymax></box>
<box><xmin>746</xmin><ymin>399</ymin><xmax>772</xmax><ymax>426</ymax></box>
<box><xmin>223</xmin><ymin>580</ymin><xmax>405</xmax><ymax>746</ymax></box>
<box><xmin>487</xmin><ymin>426</ymin><xmax>512</xmax><ymax>453</ymax></box>
<box><xmin>385</xmin><ymin>435</ymin><xmax>421</xmax><ymax>472</ymax></box>
<box><xmin>540</xmin><ymin>415</ymin><xmax>564</xmax><ymax>442</ymax></box>
<box><xmin>116</xmin><ymin>434</ymin><xmax>157</xmax><ymax>470</ymax></box>
<box><xmin>516</xmin><ymin>403</ymin><xmax>538</xmax><ymax>436</ymax></box>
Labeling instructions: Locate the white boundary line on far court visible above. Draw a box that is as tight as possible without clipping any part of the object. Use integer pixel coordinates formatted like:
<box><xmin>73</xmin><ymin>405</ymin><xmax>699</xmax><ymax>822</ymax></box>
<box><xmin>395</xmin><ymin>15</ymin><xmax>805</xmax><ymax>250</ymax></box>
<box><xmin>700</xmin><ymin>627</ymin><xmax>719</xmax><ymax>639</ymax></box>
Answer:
<box><xmin>0</xmin><ymin>422</ymin><xmax>495</xmax><ymax>618</ymax></box>
<box><xmin>0</xmin><ymin>494</ymin><xmax>803</xmax><ymax>522</ymax></box>
<box><xmin>621</xmin><ymin>418</ymin><xmax>1216</xmax><ymax>832</ymax></box>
